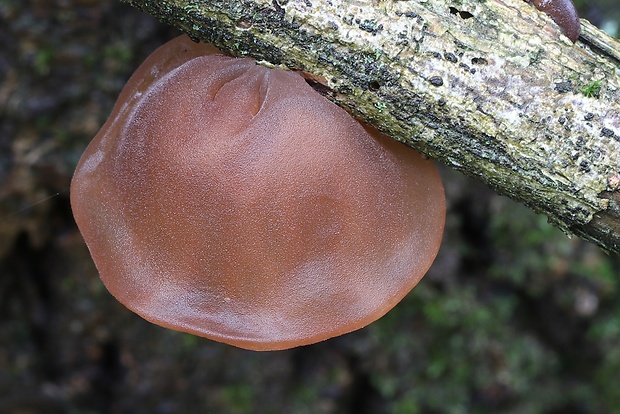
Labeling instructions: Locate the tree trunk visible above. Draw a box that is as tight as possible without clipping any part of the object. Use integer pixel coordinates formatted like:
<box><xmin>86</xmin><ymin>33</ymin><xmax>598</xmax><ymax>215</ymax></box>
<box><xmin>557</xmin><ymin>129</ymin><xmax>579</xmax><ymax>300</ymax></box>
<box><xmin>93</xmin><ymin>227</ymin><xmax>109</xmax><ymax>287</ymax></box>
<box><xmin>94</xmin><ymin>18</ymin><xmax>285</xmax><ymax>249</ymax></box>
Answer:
<box><xmin>122</xmin><ymin>0</ymin><xmax>620</xmax><ymax>255</ymax></box>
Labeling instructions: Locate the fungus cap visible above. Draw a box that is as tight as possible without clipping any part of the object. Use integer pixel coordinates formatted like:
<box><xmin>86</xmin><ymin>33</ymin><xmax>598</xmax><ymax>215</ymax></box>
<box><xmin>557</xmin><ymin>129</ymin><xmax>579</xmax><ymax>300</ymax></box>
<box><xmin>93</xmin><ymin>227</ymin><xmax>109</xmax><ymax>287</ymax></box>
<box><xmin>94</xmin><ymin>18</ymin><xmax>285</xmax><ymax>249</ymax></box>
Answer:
<box><xmin>70</xmin><ymin>35</ymin><xmax>445</xmax><ymax>351</ymax></box>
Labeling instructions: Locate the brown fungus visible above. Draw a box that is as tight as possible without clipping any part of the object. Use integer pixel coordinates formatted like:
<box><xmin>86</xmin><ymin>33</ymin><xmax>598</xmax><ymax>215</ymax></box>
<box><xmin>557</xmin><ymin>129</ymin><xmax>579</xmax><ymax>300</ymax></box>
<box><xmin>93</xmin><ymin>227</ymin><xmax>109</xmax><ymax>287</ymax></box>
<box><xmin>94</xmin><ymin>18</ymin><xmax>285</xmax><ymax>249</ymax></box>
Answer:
<box><xmin>529</xmin><ymin>0</ymin><xmax>581</xmax><ymax>42</ymax></box>
<box><xmin>70</xmin><ymin>35</ymin><xmax>445</xmax><ymax>351</ymax></box>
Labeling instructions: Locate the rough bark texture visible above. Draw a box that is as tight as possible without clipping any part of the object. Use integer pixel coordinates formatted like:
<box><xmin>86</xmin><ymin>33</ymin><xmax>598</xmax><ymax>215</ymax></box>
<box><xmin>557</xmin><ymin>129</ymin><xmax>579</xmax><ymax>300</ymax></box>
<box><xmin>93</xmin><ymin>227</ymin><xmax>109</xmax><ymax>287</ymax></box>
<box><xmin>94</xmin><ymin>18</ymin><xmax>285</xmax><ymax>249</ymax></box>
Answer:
<box><xmin>122</xmin><ymin>0</ymin><xmax>620</xmax><ymax>254</ymax></box>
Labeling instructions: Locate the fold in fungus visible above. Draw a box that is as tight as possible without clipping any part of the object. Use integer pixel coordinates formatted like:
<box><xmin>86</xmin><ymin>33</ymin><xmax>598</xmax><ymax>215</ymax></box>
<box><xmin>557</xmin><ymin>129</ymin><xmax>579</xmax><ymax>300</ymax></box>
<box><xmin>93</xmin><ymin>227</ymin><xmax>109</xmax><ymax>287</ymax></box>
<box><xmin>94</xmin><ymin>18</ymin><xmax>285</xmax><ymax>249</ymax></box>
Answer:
<box><xmin>71</xmin><ymin>35</ymin><xmax>445</xmax><ymax>351</ymax></box>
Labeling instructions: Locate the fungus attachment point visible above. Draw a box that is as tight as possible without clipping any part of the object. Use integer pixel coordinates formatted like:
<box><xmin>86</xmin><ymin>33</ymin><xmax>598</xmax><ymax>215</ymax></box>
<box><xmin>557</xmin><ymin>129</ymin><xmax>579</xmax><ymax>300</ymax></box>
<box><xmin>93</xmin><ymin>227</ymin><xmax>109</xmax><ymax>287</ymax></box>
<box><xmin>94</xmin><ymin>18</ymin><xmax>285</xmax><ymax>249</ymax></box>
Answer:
<box><xmin>71</xmin><ymin>35</ymin><xmax>445</xmax><ymax>351</ymax></box>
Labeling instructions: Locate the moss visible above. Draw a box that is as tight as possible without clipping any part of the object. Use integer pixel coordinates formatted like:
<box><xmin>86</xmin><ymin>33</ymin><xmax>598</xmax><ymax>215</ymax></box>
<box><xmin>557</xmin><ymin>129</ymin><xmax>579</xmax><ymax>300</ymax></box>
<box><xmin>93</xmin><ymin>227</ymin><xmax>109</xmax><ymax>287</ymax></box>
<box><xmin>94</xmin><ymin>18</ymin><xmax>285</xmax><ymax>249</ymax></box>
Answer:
<box><xmin>580</xmin><ymin>81</ymin><xmax>602</xmax><ymax>98</ymax></box>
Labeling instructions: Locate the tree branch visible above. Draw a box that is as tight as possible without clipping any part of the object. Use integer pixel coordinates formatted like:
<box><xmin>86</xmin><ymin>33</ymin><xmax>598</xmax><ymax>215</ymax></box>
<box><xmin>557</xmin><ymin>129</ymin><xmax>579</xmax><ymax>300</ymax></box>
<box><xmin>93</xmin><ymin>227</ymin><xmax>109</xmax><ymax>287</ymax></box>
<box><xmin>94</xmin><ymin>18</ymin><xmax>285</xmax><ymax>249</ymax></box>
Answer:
<box><xmin>122</xmin><ymin>0</ymin><xmax>620</xmax><ymax>254</ymax></box>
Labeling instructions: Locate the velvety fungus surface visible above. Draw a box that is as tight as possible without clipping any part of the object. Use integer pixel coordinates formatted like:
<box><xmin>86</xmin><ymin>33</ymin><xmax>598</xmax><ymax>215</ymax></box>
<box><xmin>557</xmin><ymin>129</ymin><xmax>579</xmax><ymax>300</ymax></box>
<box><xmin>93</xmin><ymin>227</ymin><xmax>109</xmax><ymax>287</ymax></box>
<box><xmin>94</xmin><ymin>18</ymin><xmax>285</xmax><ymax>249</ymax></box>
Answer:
<box><xmin>70</xmin><ymin>35</ymin><xmax>445</xmax><ymax>351</ymax></box>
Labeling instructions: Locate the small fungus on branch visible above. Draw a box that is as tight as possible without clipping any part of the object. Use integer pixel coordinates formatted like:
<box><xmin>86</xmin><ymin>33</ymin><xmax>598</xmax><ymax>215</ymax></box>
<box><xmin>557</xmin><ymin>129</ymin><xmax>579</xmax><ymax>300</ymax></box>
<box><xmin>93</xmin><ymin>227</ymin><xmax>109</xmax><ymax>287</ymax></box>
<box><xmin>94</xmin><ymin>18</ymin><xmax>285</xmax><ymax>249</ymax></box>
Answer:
<box><xmin>529</xmin><ymin>0</ymin><xmax>581</xmax><ymax>42</ymax></box>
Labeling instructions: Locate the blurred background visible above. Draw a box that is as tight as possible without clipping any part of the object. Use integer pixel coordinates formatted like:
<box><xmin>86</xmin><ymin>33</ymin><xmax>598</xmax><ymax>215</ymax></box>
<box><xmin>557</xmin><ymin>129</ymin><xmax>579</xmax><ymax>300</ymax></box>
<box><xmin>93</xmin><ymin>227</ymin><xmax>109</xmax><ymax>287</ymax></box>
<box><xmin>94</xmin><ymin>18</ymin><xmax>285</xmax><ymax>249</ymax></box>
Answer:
<box><xmin>1</xmin><ymin>0</ymin><xmax>619</xmax><ymax>413</ymax></box>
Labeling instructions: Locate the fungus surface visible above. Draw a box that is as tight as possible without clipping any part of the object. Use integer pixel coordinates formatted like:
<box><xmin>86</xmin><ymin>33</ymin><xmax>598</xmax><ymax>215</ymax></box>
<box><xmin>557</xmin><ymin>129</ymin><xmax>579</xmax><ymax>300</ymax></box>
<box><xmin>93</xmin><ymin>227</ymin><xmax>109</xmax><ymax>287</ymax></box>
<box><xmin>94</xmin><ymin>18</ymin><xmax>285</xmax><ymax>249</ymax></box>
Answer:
<box><xmin>70</xmin><ymin>35</ymin><xmax>445</xmax><ymax>351</ymax></box>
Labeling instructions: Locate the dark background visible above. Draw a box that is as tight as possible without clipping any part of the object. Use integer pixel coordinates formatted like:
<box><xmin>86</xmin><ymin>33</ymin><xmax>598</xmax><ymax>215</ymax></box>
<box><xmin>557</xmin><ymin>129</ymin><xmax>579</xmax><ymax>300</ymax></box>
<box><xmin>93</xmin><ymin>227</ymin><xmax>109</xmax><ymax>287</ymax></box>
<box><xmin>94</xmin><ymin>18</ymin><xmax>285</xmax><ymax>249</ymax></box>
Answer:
<box><xmin>1</xmin><ymin>1</ymin><xmax>619</xmax><ymax>413</ymax></box>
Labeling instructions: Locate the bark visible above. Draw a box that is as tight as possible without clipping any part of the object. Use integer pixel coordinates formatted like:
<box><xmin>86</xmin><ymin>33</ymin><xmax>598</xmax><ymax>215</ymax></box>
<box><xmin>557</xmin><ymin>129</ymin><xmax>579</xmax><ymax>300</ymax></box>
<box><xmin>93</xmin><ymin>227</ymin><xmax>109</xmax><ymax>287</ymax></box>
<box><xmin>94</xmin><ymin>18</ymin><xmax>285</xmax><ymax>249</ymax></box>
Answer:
<box><xmin>121</xmin><ymin>0</ymin><xmax>620</xmax><ymax>254</ymax></box>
